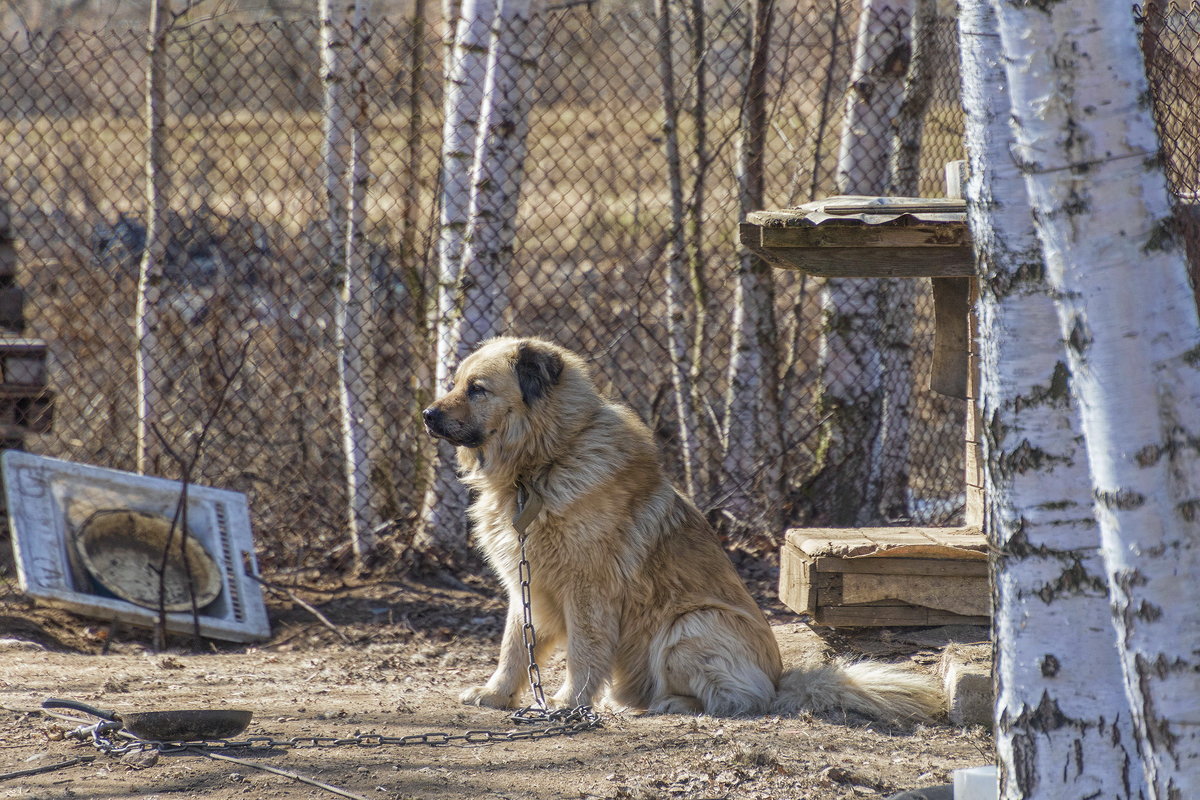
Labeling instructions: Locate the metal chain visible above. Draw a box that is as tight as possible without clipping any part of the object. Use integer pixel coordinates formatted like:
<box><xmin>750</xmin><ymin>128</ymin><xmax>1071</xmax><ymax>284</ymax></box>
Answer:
<box><xmin>64</xmin><ymin>481</ymin><xmax>600</xmax><ymax>759</ymax></box>
<box><xmin>513</xmin><ymin>480</ymin><xmax>549</xmax><ymax>714</ymax></box>
<box><xmin>78</xmin><ymin>705</ymin><xmax>600</xmax><ymax>756</ymax></box>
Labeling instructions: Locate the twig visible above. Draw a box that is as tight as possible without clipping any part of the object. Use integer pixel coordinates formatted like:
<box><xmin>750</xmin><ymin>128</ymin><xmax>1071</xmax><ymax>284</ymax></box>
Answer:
<box><xmin>249</xmin><ymin>574</ymin><xmax>352</xmax><ymax>644</ymax></box>
<box><xmin>0</xmin><ymin>755</ymin><xmax>96</xmax><ymax>782</ymax></box>
<box><xmin>196</xmin><ymin>750</ymin><xmax>372</xmax><ymax>800</ymax></box>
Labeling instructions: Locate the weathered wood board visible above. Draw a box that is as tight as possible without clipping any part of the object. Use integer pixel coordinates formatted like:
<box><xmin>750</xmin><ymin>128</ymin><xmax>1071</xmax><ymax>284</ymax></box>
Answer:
<box><xmin>740</xmin><ymin>197</ymin><xmax>976</xmax><ymax>279</ymax></box>
<box><xmin>779</xmin><ymin>527</ymin><xmax>990</xmax><ymax>627</ymax></box>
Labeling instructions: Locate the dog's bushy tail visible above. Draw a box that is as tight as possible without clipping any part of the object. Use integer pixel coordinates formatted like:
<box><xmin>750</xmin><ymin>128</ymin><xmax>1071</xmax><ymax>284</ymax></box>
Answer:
<box><xmin>771</xmin><ymin>658</ymin><xmax>943</xmax><ymax>725</ymax></box>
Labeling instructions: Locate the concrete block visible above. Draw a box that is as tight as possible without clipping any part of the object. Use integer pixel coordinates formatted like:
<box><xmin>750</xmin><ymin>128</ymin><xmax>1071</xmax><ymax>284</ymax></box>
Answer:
<box><xmin>940</xmin><ymin>643</ymin><xmax>992</xmax><ymax>727</ymax></box>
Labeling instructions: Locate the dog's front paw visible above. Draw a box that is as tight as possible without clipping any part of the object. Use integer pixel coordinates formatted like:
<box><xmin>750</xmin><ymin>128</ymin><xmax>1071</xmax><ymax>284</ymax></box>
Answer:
<box><xmin>550</xmin><ymin>689</ymin><xmax>594</xmax><ymax>711</ymax></box>
<box><xmin>460</xmin><ymin>685</ymin><xmax>518</xmax><ymax>709</ymax></box>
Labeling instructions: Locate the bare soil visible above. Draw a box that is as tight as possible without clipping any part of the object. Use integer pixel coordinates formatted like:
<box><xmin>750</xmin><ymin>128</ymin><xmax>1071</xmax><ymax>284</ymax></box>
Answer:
<box><xmin>0</xmin><ymin>567</ymin><xmax>991</xmax><ymax>800</ymax></box>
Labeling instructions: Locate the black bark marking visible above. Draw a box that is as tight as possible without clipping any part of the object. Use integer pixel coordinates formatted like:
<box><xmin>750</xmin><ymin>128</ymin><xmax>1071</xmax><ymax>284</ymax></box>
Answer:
<box><xmin>1068</xmin><ymin>317</ymin><xmax>1093</xmax><ymax>355</ymax></box>
<box><xmin>1041</xmin><ymin>654</ymin><xmax>1061</xmax><ymax>677</ymax></box>
<box><xmin>1001</xmin><ymin>438</ymin><xmax>1074</xmax><ymax>476</ymax></box>
<box><xmin>1095</xmin><ymin>487</ymin><xmax>1147</xmax><ymax>511</ymax></box>
<box><xmin>1142</xmin><ymin>215</ymin><xmax>1179</xmax><ymax>254</ymax></box>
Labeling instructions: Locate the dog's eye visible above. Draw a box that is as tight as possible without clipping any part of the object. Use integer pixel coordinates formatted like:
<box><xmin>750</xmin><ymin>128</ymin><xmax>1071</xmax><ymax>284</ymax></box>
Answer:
<box><xmin>467</xmin><ymin>383</ymin><xmax>488</xmax><ymax>398</ymax></box>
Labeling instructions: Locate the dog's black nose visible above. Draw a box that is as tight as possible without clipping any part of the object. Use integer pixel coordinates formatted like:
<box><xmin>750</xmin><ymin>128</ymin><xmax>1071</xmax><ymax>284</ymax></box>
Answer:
<box><xmin>422</xmin><ymin>407</ymin><xmax>441</xmax><ymax>427</ymax></box>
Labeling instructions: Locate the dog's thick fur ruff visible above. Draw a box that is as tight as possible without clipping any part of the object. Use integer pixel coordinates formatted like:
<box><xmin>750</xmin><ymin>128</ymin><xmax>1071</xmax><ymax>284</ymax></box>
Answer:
<box><xmin>423</xmin><ymin>337</ymin><xmax>942</xmax><ymax>723</ymax></box>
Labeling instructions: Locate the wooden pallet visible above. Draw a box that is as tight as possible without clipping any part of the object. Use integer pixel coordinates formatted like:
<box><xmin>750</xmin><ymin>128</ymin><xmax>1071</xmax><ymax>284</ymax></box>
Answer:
<box><xmin>0</xmin><ymin>339</ymin><xmax>52</xmax><ymax>435</ymax></box>
<box><xmin>779</xmin><ymin>527</ymin><xmax>989</xmax><ymax>627</ymax></box>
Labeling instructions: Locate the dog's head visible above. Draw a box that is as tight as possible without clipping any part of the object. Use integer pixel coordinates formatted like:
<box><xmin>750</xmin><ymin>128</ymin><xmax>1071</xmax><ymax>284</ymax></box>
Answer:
<box><xmin>422</xmin><ymin>338</ymin><xmax>566</xmax><ymax>450</ymax></box>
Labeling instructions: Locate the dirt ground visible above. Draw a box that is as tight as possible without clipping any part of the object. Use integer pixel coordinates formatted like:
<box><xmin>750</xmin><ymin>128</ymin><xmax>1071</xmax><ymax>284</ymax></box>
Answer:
<box><xmin>0</xmin><ymin>565</ymin><xmax>992</xmax><ymax>800</ymax></box>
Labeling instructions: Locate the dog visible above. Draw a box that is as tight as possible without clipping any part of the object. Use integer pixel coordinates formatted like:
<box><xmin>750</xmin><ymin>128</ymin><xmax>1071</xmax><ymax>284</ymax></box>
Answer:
<box><xmin>423</xmin><ymin>336</ymin><xmax>942</xmax><ymax>722</ymax></box>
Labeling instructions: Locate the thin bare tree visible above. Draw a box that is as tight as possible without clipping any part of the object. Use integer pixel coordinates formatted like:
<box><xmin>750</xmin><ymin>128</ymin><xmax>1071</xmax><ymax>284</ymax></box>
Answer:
<box><xmin>456</xmin><ymin>0</ymin><xmax>543</xmax><ymax>349</ymax></box>
<box><xmin>416</xmin><ymin>0</ymin><xmax>497</xmax><ymax>561</ymax></box>
<box><xmin>722</xmin><ymin>0</ymin><xmax>782</xmax><ymax>541</ymax></box>
<box><xmin>135</xmin><ymin>0</ymin><xmax>170</xmax><ymax>476</ymax></box>
<box><xmin>330</xmin><ymin>0</ymin><xmax>381</xmax><ymax>564</ymax></box>
<box><xmin>655</xmin><ymin>0</ymin><xmax>702</xmax><ymax>500</ymax></box>
<box><xmin>868</xmin><ymin>0</ymin><xmax>935</xmax><ymax>521</ymax></box>
<box><xmin>808</xmin><ymin>0</ymin><xmax>912</xmax><ymax>525</ymax></box>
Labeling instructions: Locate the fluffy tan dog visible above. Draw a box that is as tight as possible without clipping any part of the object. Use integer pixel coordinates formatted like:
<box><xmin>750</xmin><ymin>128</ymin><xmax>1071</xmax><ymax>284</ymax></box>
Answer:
<box><xmin>423</xmin><ymin>336</ymin><xmax>941</xmax><ymax>722</ymax></box>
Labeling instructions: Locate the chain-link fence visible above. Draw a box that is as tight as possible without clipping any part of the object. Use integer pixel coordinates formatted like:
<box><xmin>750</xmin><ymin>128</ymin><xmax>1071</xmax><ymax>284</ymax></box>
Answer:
<box><xmin>0</xmin><ymin>2</ymin><xmax>975</xmax><ymax>573</ymax></box>
<box><xmin>1140</xmin><ymin>1</ymin><xmax>1200</xmax><ymax>299</ymax></box>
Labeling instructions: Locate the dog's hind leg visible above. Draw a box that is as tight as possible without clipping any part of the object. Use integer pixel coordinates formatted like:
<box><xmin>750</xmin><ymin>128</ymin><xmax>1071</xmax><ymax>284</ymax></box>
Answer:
<box><xmin>648</xmin><ymin>609</ymin><xmax>779</xmax><ymax>717</ymax></box>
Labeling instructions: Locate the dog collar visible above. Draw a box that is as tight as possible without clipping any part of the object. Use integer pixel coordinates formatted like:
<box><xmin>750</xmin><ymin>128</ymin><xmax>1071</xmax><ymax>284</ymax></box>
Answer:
<box><xmin>512</xmin><ymin>480</ymin><xmax>544</xmax><ymax>535</ymax></box>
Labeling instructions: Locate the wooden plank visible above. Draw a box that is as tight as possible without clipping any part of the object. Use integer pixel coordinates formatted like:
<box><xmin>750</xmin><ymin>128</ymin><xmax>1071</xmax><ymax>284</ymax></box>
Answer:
<box><xmin>0</xmin><ymin>286</ymin><xmax>24</xmax><ymax>333</ymax></box>
<box><xmin>0</xmin><ymin>199</ymin><xmax>14</xmax><ymax>280</ymax></box>
<box><xmin>814</xmin><ymin>604</ymin><xmax>990</xmax><ymax>627</ymax></box>
<box><xmin>0</xmin><ymin>385</ymin><xmax>51</xmax><ymax>399</ymax></box>
<box><xmin>0</xmin><ymin>391</ymin><xmax>54</xmax><ymax>433</ymax></box>
<box><xmin>0</xmin><ymin>338</ymin><xmax>48</xmax><ymax>356</ymax></box>
<box><xmin>786</xmin><ymin>526</ymin><xmax>986</xmax><ymax>558</ymax></box>
<box><xmin>757</xmin><ymin>223</ymin><xmax>970</xmax><ymax>250</ymax></box>
<box><xmin>749</xmin><ymin>244</ymin><xmax>976</xmax><ymax>278</ymax></box>
<box><xmin>841</xmin><ymin>573</ymin><xmax>990</xmax><ymax>617</ymax></box>
<box><xmin>812</xmin><ymin>555</ymin><xmax>989</xmax><ymax>577</ymax></box>
<box><xmin>965</xmin><ymin>435</ymin><xmax>984</xmax><ymax>490</ymax></box>
<box><xmin>738</xmin><ymin>222</ymin><xmax>763</xmax><ymax>249</ymax></box>
<box><xmin>778</xmin><ymin>540</ymin><xmax>817</xmax><ymax>615</ymax></box>
<box><xmin>930</xmin><ymin>276</ymin><xmax>972</xmax><ymax>398</ymax></box>
<box><xmin>966</xmin><ymin>486</ymin><xmax>985</xmax><ymax>528</ymax></box>
<box><xmin>965</xmin><ymin>281</ymin><xmax>985</xmax><ymax>525</ymax></box>
<box><xmin>778</xmin><ymin>523</ymin><xmax>993</xmax><ymax>625</ymax></box>
<box><xmin>944</xmin><ymin>160</ymin><xmax>967</xmax><ymax>199</ymax></box>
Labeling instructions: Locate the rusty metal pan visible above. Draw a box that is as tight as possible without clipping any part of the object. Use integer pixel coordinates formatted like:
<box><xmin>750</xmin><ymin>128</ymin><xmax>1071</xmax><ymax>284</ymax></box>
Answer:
<box><xmin>42</xmin><ymin>697</ymin><xmax>252</xmax><ymax>742</ymax></box>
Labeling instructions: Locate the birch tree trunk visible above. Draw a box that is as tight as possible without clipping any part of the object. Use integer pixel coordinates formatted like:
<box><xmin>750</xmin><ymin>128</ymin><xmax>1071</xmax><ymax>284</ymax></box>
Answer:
<box><xmin>685</xmin><ymin>0</ymin><xmax>711</xmax><ymax>470</ymax></box>
<box><xmin>655</xmin><ymin>0</ymin><xmax>702</xmax><ymax>500</ymax></box>
<box><xmin>135</xmin><ymin>0</ymin><xmax>169</xmax><ymax>476</ymax></box>
<box><xmin>991</xmin><ymin>1</ymin><xmax>1200</xmax><ymax>795</ymax></box>
<box><xmin>416</xmin><ymin>0</ymin><xmax>496</xmax><ymax>560</ymax></box>
<box><xmin>722</xmin><ymin>0</ymin><xmax>782</xmax><ymax>542</ymax></box>
<box><xmin>811</xmin><ymin>0</ymin><xmax>911</xmax><ymax>525</ymax></box>
<box><xmin>869</xmin><ymin>0</ymin><xmax>935</xmax><ymax>522</ymax></box>
<box><xmin>960</xmin><ymin>2</ymin><xmax>1145</xmax><ymax>797</ymax></box>
<box><xmin>320</xmin><ymin>0</ymin><xmax>350</xmax><ymax>255</ymax></box>
<box><xmin>456</xmin><ymin>0</ymin><xmax>542</xmax><ymax>350</ymax></box>
<box><xmin>331</xmin><ymin>0</ymin><xmax>380</xmax><ymax>564</ymax></box>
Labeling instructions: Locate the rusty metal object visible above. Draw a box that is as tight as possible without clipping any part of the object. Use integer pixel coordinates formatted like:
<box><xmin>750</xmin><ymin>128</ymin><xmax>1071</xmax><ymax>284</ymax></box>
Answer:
<box><xmin>42</xmin><ymin>698</ymin><xmax>252</xmax><ymax>742</ymax></box>
<box><xmin>74</xmin><ymin>509</ymin><xmax>222</xmax><ymax>612</ymax></box>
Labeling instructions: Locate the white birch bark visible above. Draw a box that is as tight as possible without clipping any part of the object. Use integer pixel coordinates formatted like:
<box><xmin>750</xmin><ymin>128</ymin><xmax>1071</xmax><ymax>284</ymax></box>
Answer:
<box><xmin>991</xmin><ymin>1</ymin><xmax>1200</xmax><ymax>795</ymax></box>
<box><xmin>685</xmin><ymin>0</ymin><xmax>710</xmax><ymax>464</ymax></box>
<box><xmin>960</xmin><ymin>2</ymin><xmax>1145</xmax><ymax>797</ymax></box>
<box><xmin>320</xmin><ymin>0</ymin><xmax>350</xmax><ymax>256</ymax></box>
<box><xmin>723</xmin><ymin>0</ymin><xmax>782</xmax><ymax>539</ymax></box>
<box><xmin>416</xmin><ymin>0</ymin><xmax>496</xmax><ymax>560</ymax></box>
<box><xmin>332</xmin><ymin>0</ymin><xmax>380</xmax><ymax>564</ymax></box>
<box><xmin>871</xmin><ymin>0</ymin><xmax>935</xmax><ymax>521</ymax></box>
<box><xmin>434</xmin><ymin>0</ymin><xmax>495</xmax><ymax>379</ymax></box>
<box><xmin>456</xmin><ymin>0</ymin><xmax>542</xmax><ymax>350</ymax></box>
<box><xmin>814</xmin><ymin>0</ymin><xmax>911</xmax><ymax>525</ymax></box>
<box><xmin>135</xmin><ymin>0</ymin><xmax>169</xmax><ymax>475</ymax></box>
<box><xmin>655</xmin><ymin>0</ymin><xmax>702</xmax><ymax>500</ymax></box>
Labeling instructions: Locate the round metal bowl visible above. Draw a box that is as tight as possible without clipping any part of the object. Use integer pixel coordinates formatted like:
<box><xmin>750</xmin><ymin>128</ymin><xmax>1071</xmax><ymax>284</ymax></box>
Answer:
<box><xmin>75</xmin><ymin>509</ymin><xmax>222</xmax><ymax>612</ymax></box>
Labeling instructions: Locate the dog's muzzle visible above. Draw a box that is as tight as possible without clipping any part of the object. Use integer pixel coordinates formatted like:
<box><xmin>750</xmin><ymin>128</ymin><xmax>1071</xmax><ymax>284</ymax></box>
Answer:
<box><xmin>422</xmin><ymin>406</ymin><xmax>447</xmax><ymax>438</ymax></box>
<box><xmin>422</xmin><ymin>406</ymin><xmax>484</xmax><ymax>447</ymax></box>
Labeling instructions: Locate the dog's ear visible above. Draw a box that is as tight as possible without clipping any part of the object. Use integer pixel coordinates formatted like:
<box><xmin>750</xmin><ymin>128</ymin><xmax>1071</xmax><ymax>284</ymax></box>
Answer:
<box><xmin>515</xmin><ymin>342</ymin><xmax>564</xmax><ymax>405</ymax></box>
